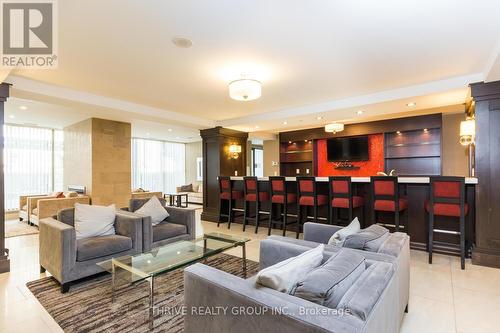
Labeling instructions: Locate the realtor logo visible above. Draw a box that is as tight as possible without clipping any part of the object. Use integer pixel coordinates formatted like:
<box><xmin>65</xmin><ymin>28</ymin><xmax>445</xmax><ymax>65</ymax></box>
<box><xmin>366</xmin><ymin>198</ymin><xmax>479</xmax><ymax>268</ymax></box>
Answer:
<box><xmin>1</xmin><ymin>0</ymin><xmax>58</xmax><ymax>68</ymax></box>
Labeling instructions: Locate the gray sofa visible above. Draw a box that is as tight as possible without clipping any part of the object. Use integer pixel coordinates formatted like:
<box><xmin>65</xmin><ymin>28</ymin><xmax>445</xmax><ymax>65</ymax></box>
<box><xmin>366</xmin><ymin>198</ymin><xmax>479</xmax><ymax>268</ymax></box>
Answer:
<box><xmin>39</xmin><ymin>208</ymin><xmax>143</xmax><ymax>293</ymax></box>
<box><xmin>122</xmin><ymin>198</ymin><xmax>196</xmax><ymax>252</ymax></box>
<box><xmin>184</xmin><ymin>245</ymin><xmax>401</xmax><ymax>333</ymax></box>
<box><xmin>261</xmin><ymin>222</ymin><xmax>410</xmax><ymax>325</ymax></box>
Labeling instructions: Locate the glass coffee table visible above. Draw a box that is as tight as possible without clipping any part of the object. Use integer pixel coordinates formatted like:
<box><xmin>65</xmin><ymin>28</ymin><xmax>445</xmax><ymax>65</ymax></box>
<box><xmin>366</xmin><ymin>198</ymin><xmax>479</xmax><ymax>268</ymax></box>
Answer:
<box><xmin>97</xmin><ymin>232</ymin><xmax>250</xmax><ymax>329</ymax></box>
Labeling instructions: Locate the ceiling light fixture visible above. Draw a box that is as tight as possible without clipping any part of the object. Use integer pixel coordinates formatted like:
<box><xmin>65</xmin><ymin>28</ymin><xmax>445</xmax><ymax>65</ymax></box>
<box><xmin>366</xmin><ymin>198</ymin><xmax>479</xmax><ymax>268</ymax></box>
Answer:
<box><xmin>406</xmin><ymin>102</ymin><xmax>416</xmax><ymax>107</ymax></box>
<box><xmin>19</xmin><ymin>105</ymin><xmax>27</xmax><ymax>110</ymax></box>
<box><xmin>357</xmin><ymin>110</ymin><xmax>364</xmax><ymax>115</ymax></box>
<box><xmin>229</xmin><ymin>79</ymin><xmax>262</xmax><ymax>101</ymax></box>
<box><xmin>283</xmin><ymin>121</ymin><xmax>288</xmax><ymax>125</ymax></box>
<box><xmin>324</xmin><ymin>123</ymin><xmax>344</xmax><ymax>134</ymax></box>
<box><xmin>172</xmin><ymin>37</ymin><xmax>193</xmax><ymax>48</ymax></box>
<box><xmin>255</xmin><ymin>125</ymin><xmax>260</xmax><ymax>129</ymax></box>
<box><xmin>168</xmin><ymin>128</ymin><xmax>172</xmax><ymax>132</ymax></box>
<box><xmin>316</xmin><ymin>116</ymin><xmax>323</xmax><ymax>120</ymax></box>
<box><xmin>8</xmin><ymin>115</ymin><xmax>15</xmax><ymax>119</ymax></box>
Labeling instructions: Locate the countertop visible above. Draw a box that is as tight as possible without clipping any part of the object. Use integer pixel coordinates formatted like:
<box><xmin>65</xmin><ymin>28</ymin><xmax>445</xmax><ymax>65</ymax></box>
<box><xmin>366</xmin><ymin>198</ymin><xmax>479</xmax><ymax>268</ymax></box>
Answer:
<box><xmin>229</xmin><ymin>176</ymin><xmax>478</xmax><ymax>184</ymax></box>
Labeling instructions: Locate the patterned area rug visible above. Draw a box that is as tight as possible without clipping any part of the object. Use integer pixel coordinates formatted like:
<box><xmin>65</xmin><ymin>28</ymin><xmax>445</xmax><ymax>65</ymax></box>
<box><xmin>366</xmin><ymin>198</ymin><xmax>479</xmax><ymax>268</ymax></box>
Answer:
<box><xmin>5</xmin><ymin>219</ymin><xmax>38</xmax><ymax>238</ymax></box>
<box><xmin>27</xmin><ymin>253</ymin><xmax>259</xmax><ymax>332</ymax></box>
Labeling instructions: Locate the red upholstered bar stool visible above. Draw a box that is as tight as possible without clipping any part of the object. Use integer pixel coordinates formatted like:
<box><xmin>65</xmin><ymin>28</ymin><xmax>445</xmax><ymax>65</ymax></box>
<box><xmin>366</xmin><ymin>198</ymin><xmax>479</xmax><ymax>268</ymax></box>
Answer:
<box><xmin>218</xmin><ymin>176</ymin><xmax>244</xmax><ymax>229</ymax></box>
<box><xmin>268</xmin><ymin>176</ymin><xmax>297</xmax><ymax>236</ymax></box>
<box><xmin>371</xmin><ymin>176</ymin><xmax>408</xmax><ymax>232</ymax></box>
<box><xmin>426</xmin><ymin>176</ymin><xmax>468</xmax><ymax>270</ymax></box>
<box><xmin>296</xmin><ymin>177</ymin><xmax>329</xmax><ymax>239</ymax></box>
<box><xmin>329</xmin><ymin>176</ymin><xmax>364</xmax><ymax>225</ymax></box>
<box><xmin>243</xmin><ymin>177</ymin><xmax>270</xmax><ymax>233</ymax></box>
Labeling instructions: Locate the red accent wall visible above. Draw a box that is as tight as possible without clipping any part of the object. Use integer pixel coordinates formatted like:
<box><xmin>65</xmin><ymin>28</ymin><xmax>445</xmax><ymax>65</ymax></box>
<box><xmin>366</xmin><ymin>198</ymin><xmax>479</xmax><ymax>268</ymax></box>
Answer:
<box><xmin>317</xmin><ymin>134</ymin><xmax>385</xmax><ymax>176</ymax></box>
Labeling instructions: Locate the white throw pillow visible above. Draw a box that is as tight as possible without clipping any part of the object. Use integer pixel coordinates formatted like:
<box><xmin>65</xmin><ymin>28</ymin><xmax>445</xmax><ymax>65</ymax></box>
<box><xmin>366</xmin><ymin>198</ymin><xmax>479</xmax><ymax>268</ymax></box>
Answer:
<box><xmin>328</xmin><ymin>217</ymin><xmax>361</xmax><ymax>245</ymax></box>
<box><xmin>74</xmin><ymin>203</ymin><xmax>116</xmax><ymax>240</ymax></box>
<box><xmin>135</xmin><ymin>196</ymin><xmax>169</xmax><ymax>225</ymax></box>
<box><xmin>256</xmin><ymin>244</ymin><xmax>324</xmax><ymax>293</ymax></box>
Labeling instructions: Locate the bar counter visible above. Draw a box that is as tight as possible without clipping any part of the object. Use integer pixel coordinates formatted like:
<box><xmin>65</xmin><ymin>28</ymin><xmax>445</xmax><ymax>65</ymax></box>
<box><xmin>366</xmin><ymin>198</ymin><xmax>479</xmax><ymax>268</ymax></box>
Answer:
<box><xmin>228</xmin><ymin>176</ymin><xmax>477</xmax><ymax>256</ymax></box>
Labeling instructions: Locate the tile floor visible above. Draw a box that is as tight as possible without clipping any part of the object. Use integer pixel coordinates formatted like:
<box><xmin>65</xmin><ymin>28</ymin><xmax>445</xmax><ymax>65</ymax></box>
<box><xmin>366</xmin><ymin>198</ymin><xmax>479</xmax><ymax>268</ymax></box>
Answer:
<box><xmin>1</xmin><ymin>212</ymin><xmax>500</xmax><ymax>333</ymax></box>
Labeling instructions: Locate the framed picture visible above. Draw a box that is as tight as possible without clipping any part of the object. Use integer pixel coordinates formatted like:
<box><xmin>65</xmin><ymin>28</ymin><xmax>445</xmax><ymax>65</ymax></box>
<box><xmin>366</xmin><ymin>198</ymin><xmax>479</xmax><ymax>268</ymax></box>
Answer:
<box><xmin>196</xmin><ymin>157</ymin><xmax>203</xmax><ymax>181</ymax></box>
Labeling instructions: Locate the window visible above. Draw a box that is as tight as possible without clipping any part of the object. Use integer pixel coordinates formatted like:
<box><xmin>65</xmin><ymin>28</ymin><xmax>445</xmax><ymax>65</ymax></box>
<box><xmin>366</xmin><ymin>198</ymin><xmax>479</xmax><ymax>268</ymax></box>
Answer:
<box><xmin>3</xmin><ymin>125</ymin><xmax>64</xmax><ymax>211</ymax></box>
<box><xmin>252</xmin><ymin>147</ymin><xmax>264</xmax><ymax>177</ymax></box>
<box><xmin>132</xmin><ymin>138</ymin><xmax>186</xmax><ymax>194</ymax></box>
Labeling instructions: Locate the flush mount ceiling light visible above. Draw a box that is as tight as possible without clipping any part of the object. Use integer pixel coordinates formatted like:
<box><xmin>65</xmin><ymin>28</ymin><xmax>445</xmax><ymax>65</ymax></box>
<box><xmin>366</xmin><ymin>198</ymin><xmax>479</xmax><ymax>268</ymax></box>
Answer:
<box><xmin>229</xmin><ymin>79</ymin><xmax>262</xmax><ymax>101</ymax></box>
<box><xmin>172</xmin><ymin>37</ymin><xmax>193</xmax><ymax>48</ymax></box>
<box><xmin>19</xmin><ymin>105</ymin><xmax>28</xmax><ymax>110</ymax></box>
<box><xmin>406</xmin><ymin>102</ymin><xmax>416</xmax><ymax>107</ymax></box>
<box><xmin>324</xmin><ymin>123</ymin><xmax>344</xmax><ymax>134</ymax></box>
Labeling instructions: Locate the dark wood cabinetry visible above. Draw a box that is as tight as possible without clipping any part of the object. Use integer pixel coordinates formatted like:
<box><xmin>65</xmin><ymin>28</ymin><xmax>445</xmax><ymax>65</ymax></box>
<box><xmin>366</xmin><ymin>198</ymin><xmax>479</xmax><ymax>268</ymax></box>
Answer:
<box><xmin>384</xmin><ymin>128</ymin><xmax>442</xmax><ymax>175</ymax></box>
<box><xmin>279</xmin><ymin>140</ymin><xmax>315</xmax><ymax>176</ymax></box>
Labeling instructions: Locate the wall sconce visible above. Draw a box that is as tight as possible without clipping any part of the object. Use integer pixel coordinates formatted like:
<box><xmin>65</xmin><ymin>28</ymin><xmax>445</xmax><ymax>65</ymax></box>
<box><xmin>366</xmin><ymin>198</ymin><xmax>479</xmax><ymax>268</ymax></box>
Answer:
<box><xmin>459</xmin><ymin>118</ymin><xmax>475</xmax><ymax>146</ymax></box>
<box><xmin>460</xmin><ymin>118</ymin><xmax>476</xmax><ymax>177</ymax></box>
<box><xmin>228</xmin><ymin>144</ymin><xmax>242</xmax><ymax>159</ymax></box>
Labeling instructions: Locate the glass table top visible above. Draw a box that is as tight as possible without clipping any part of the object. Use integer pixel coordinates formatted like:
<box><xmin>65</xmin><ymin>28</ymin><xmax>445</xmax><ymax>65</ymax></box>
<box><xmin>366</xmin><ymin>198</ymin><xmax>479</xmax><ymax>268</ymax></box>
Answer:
<box><xmin>97</xmin><ymin>232</ymin><xmax>250</xmax><ymax>284</ymax></box>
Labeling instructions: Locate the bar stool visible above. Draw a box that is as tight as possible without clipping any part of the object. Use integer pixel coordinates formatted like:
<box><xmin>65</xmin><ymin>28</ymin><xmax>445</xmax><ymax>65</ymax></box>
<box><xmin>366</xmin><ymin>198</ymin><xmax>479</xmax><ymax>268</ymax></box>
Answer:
<box><xmin>426</xmin><ymin>176</ymin><xmax>468</xmax><ymax>270</ymax></box>
<box><xmin>243</xmin><ymin>177</ymin><xmax>270</xmax><ymax>233</ymax></box>
<box><xmin>268</xmin><ymin>176</ymin><xmax>297</xmax><ymax>236</ymax></box>
<box><xmin>296</xmin><ymin>177</ymin><xmax>329</xmax><ymax>239</ymax></box>
<box><xmin>329</xmin><ymin>176</ymin><xmax>364</xmax><ymax>225</ymax></box>
<box><xmin>218</xmin><ymin>176</ymin><xmax>244</xmax><ymax>229</ymax></box>
<box><xmin>371</xmin><ymin>176</ymin><xmax>408</xmax><ymax>232</ymax></box>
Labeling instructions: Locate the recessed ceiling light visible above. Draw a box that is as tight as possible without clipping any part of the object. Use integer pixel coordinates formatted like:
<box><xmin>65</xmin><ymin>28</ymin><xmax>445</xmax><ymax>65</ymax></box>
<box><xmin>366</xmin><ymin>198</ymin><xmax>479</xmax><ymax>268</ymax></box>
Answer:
<box><xmin>19</xmin><ymin>105</ymin><xmax>27</xmax><ymax>110</ymax></box>
<box><xmin>316</xmin><ymin>116</ymin><xmax>323</xmax><ymax>120</ymax></box>
<box><xmin>255</xmin><ymin>125</ymin><xmax>260</xmax><ymax>129</ymax></box>
<box><xmin>396</xmin><ymin>131</ymin><xmax>402</xmax><ymax>135</ymax></box>
<box><xmin>172</xmin><ymin>37</ymin><xmax>193</xmax><ymax>48</ymax></box>
<box><xmin>8</xmin><ymin>115</ymin><xmax>15</xmax><ymax>119</ymax></box>
<box><xmin>168</xmin><ymin>128</ymin><xmax>173</xmax><ymax>132</ymax></box>
<box><xmin>288</xmin><ymin>141</ymin><xmax>292</xmax><ymax>144</ymax></box>
<box><xmin>357</xmin><ymin>110</ymin><xmax>364</xmax><ymax>115</ymax></box>
<box><xmin>423</xmin><ymin>128</ymin><xmax>428</xmax><ymax>132</ymax></box>
<box><xmin>406</xmin><ymin>102</ymin><xmax>416</xmax><ymax>107</ymax></box>
<box><xmin>283</xmin><ymin>121</ymin><xmax>288</xmax><ymax>125</ymax></box>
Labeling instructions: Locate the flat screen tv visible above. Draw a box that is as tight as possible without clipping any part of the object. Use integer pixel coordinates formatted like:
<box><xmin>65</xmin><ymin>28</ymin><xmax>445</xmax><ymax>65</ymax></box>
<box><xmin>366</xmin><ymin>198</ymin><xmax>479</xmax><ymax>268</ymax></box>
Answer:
<box><xmin>327</xmin><ymin>136</ymin><xmax>369</xmax><ymax>162</ymax></box>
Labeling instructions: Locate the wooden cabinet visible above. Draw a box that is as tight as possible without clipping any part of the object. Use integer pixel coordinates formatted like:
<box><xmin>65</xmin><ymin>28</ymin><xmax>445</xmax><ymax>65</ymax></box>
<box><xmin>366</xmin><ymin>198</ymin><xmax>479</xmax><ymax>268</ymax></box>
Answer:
<box><xmin>385</xmin><ymin>128</ymin><xmax>442</xmax><ymax>175</ymax></box>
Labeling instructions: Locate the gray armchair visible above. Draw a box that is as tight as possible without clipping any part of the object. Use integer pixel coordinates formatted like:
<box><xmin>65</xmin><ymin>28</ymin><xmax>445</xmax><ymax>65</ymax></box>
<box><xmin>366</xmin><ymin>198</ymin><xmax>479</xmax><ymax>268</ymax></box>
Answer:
<box><xmin>39</xmin><ymin>208</ymin><xmax>143</xmax><ymax>293</ymax></box>
<box><xmin>122</xmin><ymin>198</ymin><xmax>196</xmax><ymax>252</ymax></box>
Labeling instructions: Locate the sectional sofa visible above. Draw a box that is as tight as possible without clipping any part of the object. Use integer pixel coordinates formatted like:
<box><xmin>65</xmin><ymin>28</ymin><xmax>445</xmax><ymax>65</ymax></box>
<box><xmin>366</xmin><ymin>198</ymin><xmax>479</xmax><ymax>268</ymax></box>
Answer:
<box><xmin>184</xmin><ymin>231</ymin><xmax>407</xmax><ymax>333</ymax></box>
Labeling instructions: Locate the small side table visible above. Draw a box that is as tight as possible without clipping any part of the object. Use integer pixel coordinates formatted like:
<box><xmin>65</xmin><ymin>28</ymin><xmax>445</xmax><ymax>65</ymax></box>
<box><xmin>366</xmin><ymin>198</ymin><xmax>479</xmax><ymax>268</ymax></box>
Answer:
<box><xmin>164</xmin><ymin>193</ymin><xmax>188</xmax><ymax>208</ymax></box>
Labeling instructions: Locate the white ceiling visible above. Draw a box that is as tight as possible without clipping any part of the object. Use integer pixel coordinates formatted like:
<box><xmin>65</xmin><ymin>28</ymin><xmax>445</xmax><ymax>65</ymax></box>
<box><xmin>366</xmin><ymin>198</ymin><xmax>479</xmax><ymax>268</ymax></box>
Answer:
<box><xmin>5</xmin><ymin>0</ymin><xmax>500</xmax><ymax>137</ymax></box>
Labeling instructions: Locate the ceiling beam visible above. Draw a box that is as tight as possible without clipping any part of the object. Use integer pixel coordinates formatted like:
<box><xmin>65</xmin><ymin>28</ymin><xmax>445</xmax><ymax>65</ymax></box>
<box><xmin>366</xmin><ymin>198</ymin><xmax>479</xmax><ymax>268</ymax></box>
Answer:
<box><xmin>5</xmin><ymin>75</ymin><xmax>216</xmax><ymax>129</ymax></box>
<box><xmin>217</xmin><ymin>73</ymin><xmax>483</xmax><ymax>128</ymax></box>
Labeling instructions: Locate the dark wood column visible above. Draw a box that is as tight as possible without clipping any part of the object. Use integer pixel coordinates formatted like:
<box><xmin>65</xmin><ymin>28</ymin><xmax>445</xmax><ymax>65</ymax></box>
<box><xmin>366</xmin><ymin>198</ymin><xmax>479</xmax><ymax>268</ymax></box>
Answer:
<box><xmin>0</xmin><ymin>83</ymin><xmax>10</xmax><ymax>273</ymax></box>
<box><xmin>470</xmin><ymin>80</ymin><xmax>500</xmax><ymax>268</ymax></box>
<box><xmin>200</xmin><ymin>127</ymin><xmax>248</xmax><ymax>222</ymax></box>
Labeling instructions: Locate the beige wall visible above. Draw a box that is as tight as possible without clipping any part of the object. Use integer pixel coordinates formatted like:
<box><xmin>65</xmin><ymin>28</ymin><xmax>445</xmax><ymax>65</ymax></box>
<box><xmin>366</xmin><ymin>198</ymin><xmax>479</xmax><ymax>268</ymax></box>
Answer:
<box><xmin>64</xmin><ymin>119</ymin><xmax>93</xmax><ymax>195</ymax></box>
<box><xmin>185</xmin><ymin>141</ymin><xmax>202</xmax><ymax>187</ymax></box>
<box><xmin>442</xmin><ymin>113</ymin><xmax>469</xmax><ymax>176</ymax></box>
<box><xmin>64</xmin><ymin>118</ymin><xmax>131</xmax><ymax>208</ymax></box>
<box><xmin>263</xmin><ymin>139</ymin><xmax>280</xmax><ymax>176</ymax></box>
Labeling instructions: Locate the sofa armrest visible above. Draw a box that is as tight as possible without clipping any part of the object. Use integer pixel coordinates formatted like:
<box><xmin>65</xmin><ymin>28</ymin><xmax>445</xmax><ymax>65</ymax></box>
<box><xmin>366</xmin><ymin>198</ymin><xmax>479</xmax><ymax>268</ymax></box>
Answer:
<box><xmin>165</xmin><ymin>206</ymin><xmax>196</xmax><ymax>239</ymax></box>
<box><xmin>39</xmin><ymin>217</ymin><xmax>76</xmax><ymax>283</ymax></box>
<box><xmin>115</xmin><ymin>212</ymin><xmax>143</xmax><ymax>252</ymax></box>
<box><xmin>36</xmin><ymin>196</ymin><xmax>90</xmax><ymax>220</ymax></box>
<box><xmin>303</xmin><ymin>222</ymin><xmax>342</xmax><ymax>244</ymax></box>
<box><xmin>259</xmin><ymin>238</ymin><xmax>325</xmax><ymax>269</ymax></box>
<box><xmin>184</xmin><ymin>264</ymin><xmax>362</xmax><ymax>333</ymax></box>
<box><xmin>27</xmin><ymin>195</ymin><xmax>50</xmax><ymax>214</ymax></box>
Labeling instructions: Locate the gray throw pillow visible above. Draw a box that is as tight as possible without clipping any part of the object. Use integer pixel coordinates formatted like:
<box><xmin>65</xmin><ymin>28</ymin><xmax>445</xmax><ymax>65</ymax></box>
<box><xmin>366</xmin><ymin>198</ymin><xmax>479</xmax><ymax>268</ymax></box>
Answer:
<box><xmin>180</xmin><ymin>184</ymin><xmax>193</xmax><ymax>192</ymax></box>
<box><xmin>291</xmin><ymin>249</ymin><xmax>366</xmax><ymax>309</ymax></box>
<box><xmin>343</xmin><ymin>225</ymin><xmax>389</xmax><ymax>252</ymax></box>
